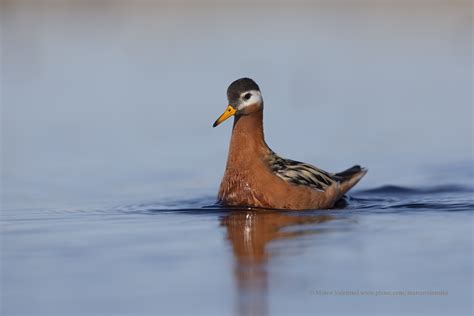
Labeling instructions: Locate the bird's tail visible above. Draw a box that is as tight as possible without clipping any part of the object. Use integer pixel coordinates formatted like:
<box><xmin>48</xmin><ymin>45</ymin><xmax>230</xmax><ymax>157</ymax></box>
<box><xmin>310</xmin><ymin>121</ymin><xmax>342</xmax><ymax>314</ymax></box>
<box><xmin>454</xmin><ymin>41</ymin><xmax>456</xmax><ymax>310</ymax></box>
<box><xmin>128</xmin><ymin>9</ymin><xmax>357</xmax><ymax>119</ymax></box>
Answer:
<box><xmin>335</xmin><ymin>165</ymin><xmax>368</xmax><ymax>194</ymax></box>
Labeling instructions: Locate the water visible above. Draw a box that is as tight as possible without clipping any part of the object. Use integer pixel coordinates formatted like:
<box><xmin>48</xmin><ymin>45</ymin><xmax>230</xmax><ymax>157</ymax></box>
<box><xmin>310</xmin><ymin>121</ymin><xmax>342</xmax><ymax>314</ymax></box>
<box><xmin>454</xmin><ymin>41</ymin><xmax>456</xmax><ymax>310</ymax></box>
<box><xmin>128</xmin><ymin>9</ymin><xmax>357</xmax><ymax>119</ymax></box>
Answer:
<box><xmin>2</xmin><ymin>182</ymin><xmax>473</xmax><ymax>316</ymax></box>
<box><xmin>1</xmin><ymin>1</ymin><xmax>473</xmax><ymax>316</ymax></box>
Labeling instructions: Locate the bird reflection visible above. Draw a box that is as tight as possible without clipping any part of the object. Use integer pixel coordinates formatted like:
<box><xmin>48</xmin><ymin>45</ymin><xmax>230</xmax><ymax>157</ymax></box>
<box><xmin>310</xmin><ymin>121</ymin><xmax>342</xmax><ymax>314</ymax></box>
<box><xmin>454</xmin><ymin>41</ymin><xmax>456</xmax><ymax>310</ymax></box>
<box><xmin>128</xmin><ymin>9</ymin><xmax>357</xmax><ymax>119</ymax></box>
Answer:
<box><xmin>220</xmin><ymin>209</ymin><xmax>334</xmax><ymax>316</ymax></box>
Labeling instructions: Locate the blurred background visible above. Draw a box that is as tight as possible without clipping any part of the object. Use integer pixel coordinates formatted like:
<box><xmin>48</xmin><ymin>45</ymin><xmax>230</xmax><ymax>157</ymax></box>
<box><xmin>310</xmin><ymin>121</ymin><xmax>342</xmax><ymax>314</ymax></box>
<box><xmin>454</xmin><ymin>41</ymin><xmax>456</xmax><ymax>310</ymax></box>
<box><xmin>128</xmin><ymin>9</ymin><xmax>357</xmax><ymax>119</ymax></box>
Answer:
<box><xmin>2</xmin><ymin>2</ymin><xmax>473</xmax><ymax>316</ymax></box>
<box><xmin>2</xmin><ymin>0</ymin><xmax>472</xmax><ymax>209</ymax></box>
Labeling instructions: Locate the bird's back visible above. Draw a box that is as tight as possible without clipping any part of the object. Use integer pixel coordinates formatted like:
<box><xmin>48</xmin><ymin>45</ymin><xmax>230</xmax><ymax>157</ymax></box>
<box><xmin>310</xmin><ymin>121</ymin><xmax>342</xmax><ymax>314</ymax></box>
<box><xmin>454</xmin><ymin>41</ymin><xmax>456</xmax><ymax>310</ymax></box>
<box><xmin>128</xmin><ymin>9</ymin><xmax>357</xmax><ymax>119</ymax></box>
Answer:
<box><xmin>267</xmin><ymin>151</ymin><xmax>367</xmax><ymax>196</ymax></box>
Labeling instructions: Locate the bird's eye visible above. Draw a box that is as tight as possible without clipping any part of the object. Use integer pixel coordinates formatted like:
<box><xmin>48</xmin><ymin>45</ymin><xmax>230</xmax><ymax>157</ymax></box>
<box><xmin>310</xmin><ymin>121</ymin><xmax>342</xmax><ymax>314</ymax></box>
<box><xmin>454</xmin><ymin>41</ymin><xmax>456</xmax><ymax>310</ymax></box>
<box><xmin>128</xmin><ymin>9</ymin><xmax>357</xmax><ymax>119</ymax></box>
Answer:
<box><xmin>243</xmin><ymin>93</ymin><xmax>252</xmax><ymax>100</ymax></box>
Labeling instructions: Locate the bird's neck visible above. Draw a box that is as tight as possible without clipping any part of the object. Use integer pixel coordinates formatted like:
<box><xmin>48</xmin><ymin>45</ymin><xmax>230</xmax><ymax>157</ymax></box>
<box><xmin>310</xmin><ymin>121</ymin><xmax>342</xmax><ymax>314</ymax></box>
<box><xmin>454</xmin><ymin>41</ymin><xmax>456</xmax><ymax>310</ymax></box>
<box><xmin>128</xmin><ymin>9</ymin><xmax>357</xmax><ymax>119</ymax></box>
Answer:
<box><xmin>226</xmin><ymin>109</ymin><xmax>270</xmax><ymax>167</ymax></box>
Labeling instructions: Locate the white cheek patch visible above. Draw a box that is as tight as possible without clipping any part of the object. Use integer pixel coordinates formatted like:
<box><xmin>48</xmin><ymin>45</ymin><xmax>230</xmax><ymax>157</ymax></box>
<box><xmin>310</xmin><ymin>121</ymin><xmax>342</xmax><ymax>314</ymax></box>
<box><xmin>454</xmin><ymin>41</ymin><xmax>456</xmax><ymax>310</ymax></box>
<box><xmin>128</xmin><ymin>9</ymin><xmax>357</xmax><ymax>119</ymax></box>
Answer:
<box><xmin>237</xmin><ymin>90</ymin><xmax>262</xmax><ymax>110</ymax></box>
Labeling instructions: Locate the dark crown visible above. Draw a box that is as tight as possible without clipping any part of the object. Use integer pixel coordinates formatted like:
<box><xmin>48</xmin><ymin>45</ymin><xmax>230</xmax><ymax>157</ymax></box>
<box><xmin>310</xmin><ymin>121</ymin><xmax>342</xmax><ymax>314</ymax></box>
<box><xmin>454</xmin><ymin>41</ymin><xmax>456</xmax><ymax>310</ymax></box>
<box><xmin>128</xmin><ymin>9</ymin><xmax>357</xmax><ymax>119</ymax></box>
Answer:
<box><xmin>227</xmin><ymin>78</ymin><xmax>260</xmax><ymax>100</ymax></box>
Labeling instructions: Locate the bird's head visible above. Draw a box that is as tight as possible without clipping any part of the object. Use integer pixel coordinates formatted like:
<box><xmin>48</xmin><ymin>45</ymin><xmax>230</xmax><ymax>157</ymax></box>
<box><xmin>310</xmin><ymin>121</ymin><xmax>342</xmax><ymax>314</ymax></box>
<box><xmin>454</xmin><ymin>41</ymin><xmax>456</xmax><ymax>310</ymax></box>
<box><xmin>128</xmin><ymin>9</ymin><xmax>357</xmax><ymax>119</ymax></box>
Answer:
<box><xmin>213</xmin><ymin>78</ymin><xmax>263</xmax><ymax>127</ymax></box>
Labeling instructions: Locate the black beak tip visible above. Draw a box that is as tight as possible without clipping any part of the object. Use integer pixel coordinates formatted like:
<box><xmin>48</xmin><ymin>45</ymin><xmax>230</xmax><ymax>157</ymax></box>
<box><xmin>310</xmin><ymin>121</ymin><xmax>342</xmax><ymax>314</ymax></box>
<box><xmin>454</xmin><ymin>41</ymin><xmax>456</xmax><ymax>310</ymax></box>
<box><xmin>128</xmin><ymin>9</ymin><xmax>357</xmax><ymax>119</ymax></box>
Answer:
<box><xmin>212</xmin><ymin>121</ymin><xmax>218</xmax><ymax>128</ymax></box>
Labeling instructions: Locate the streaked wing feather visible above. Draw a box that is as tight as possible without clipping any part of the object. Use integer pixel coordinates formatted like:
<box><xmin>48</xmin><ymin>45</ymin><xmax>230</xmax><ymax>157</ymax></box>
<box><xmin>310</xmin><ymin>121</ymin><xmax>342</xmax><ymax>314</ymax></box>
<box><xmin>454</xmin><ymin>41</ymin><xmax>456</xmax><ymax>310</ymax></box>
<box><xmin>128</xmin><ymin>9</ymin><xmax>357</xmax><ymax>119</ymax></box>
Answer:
<box><xmin>268</xmin><ymin>152</ymin><xmax>336</xmax><ymax>191</ymax></box>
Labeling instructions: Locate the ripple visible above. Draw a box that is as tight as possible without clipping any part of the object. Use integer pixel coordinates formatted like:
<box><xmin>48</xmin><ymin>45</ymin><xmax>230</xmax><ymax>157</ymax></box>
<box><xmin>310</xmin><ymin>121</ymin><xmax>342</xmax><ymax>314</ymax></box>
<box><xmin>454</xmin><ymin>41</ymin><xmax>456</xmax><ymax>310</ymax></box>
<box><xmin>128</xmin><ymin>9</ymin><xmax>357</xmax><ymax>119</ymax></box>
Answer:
<box><xmin>356</xmin><ymin>184</ymin><xmax>473</xmax><ymax>195</ymax></box>
<box><xmin>113</xmin><ymin>195</ymin><xmax>221</xmax><ymax>215</ymax></box>
<box><xmin>107</xmin><ymin>183</ymin><xmax>474</xmax><ymax>215</ymax></box>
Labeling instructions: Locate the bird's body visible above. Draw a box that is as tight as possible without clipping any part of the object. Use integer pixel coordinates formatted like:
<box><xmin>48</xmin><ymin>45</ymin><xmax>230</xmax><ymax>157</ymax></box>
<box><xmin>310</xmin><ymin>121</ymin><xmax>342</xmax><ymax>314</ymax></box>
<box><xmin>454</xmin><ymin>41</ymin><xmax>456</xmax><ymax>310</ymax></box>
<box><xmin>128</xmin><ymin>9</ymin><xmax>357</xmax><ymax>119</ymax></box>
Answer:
<box><xmin>213</xmin><ymin>78</ymin><xmax>367</xmax><ymax>210</ymax></box>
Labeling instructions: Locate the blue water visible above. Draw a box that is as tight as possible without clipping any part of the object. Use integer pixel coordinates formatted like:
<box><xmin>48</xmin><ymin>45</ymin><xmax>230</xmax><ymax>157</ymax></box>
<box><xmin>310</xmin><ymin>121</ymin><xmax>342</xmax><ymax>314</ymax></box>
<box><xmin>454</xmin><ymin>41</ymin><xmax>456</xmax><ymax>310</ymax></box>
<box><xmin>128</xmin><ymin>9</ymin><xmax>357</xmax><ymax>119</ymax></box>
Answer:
<box><xmin>1</xmin><ymin>1</ymin><xmax>473</xmax><ymax>315</ymax></box>
<box><xmin>2</xmin><ymin>178</ymin><xmax>473</xmax><ymax>316</ymax></box>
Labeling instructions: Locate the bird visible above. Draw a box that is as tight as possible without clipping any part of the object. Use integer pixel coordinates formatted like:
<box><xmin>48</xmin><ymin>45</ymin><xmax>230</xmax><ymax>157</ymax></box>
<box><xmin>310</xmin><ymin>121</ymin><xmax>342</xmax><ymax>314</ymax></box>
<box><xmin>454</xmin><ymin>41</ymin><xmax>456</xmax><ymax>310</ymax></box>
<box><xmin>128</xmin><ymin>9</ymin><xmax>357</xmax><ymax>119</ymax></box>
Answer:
<box><xmin>212</xmin><ymin>77</ymin><xmax>367</xmax><ymax>210</ymax></box>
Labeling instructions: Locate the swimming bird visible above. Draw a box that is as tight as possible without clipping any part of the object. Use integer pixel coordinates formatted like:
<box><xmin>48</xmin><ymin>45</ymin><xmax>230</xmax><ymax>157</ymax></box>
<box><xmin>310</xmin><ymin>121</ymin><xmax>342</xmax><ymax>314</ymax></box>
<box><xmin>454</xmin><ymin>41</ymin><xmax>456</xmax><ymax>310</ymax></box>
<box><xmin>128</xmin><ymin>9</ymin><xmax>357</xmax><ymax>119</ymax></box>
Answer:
<box><xmin>213</xmin><ymin>78</ymin><xmax>367</xmax><ymax>210</ymax></box>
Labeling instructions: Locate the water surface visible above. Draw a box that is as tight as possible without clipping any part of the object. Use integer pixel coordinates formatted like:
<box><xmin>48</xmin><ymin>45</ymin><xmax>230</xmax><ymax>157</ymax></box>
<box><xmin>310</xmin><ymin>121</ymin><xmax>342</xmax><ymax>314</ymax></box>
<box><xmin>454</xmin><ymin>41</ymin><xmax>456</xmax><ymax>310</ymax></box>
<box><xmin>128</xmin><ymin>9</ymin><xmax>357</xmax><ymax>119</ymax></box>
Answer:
<box><xmin>2</xmin><ymin>180</ymin><xmax>473</xmax><ymax>316</ymax></box>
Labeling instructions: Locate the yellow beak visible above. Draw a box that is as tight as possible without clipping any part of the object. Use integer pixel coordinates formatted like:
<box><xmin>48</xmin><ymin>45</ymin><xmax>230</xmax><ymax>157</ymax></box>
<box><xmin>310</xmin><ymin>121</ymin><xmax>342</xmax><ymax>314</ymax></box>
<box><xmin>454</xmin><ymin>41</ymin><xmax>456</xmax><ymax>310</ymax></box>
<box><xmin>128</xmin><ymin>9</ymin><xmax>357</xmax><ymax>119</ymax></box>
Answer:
<box><xmin>213</xmin><ymin>105</ymin><xmax>236</xmax><ymax>127</ymax></box>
